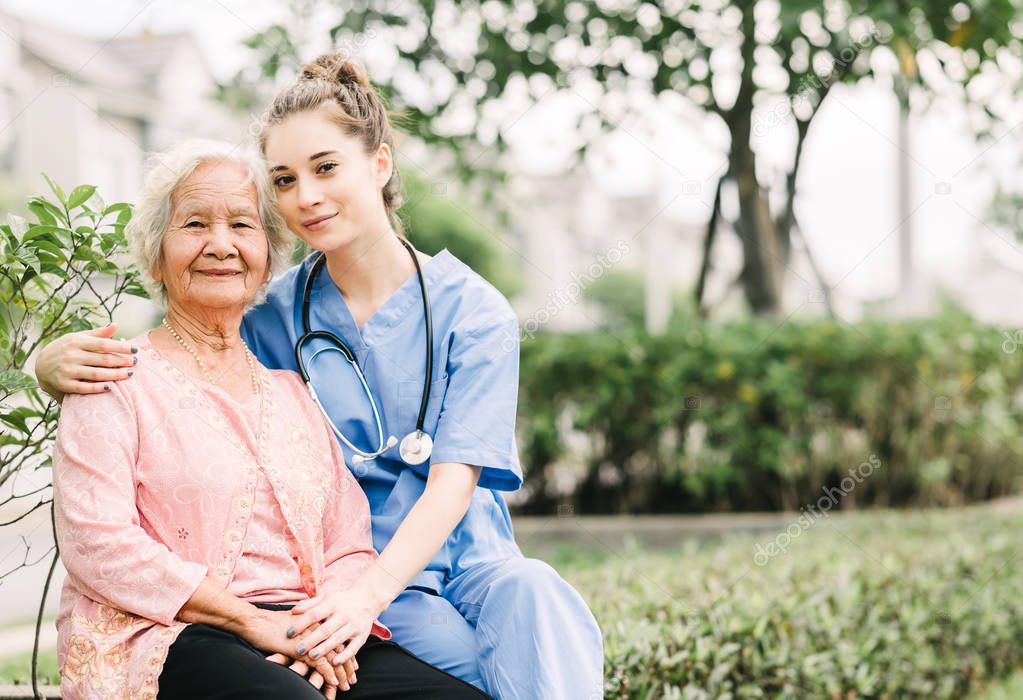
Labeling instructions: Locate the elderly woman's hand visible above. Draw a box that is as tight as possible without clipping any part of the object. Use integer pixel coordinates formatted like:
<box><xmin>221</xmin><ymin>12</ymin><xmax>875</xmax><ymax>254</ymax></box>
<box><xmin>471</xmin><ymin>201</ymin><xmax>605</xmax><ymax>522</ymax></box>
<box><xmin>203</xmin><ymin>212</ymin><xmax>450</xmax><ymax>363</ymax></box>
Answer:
<box><xmin>266</xmin><ymin>650</ymin><xmax>358</xmax><ymax>697</ymax></box>
<box><xmin>34</xmin><ymin>323</ymin><xmax>137</xmax><ymax>400</ymax></box>
<box><xmin>287</xmin><ymin>587</ymin><xmax>379</xmax><ymax>668</ymax></box>
<box><xmin>240</xmin><ymin>607</ymin><xmax>350</xmax><ymax>691</ymax></box>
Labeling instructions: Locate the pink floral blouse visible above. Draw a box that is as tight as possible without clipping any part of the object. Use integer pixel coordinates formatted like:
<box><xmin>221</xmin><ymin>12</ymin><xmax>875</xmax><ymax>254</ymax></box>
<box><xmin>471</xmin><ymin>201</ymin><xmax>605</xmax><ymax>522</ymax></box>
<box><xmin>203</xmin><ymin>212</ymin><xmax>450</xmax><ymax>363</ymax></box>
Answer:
<box><xmin>53</xmin><ymin>333</ymin><xmax>390</xmax><ymax>700</ymax></box>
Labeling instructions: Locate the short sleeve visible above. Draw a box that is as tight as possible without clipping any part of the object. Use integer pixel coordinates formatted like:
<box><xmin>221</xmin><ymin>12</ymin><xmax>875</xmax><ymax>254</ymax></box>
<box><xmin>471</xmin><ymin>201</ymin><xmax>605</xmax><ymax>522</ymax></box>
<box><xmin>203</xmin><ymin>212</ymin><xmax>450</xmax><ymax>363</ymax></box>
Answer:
<box><xmin>428</xmin><ymin>308</ymin><xmax>523</xmax><ymax>491</ymax></box>
<box><xmin>53</xmin><ymin>387</ymin><xmax>208</xmax><ymax>626</ymax></box>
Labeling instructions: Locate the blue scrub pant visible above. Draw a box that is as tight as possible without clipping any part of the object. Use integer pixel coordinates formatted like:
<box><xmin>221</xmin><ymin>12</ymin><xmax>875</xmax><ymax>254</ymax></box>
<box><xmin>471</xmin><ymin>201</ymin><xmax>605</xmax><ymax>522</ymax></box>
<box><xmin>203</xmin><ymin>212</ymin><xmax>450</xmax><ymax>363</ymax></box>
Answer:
<box><xmin>378</xmin><ymin>557</ymin><xmax>604</xmax><ymax>700</ymax></box>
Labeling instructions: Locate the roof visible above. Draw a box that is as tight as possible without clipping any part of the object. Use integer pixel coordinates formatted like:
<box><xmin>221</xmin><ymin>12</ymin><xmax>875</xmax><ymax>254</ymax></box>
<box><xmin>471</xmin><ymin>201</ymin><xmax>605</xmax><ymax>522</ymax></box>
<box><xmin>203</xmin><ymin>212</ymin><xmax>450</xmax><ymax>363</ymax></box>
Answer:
<box><xmin>1</xmin><ymin>10</ymin><xmax>208</xmax><ymax>93</ymax></box>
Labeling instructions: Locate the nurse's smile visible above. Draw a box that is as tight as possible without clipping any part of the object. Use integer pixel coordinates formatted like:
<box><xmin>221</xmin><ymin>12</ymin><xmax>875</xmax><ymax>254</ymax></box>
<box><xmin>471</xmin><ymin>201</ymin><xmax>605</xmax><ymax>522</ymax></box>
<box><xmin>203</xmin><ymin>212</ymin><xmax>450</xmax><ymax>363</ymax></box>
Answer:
<box><xmin>302</xmin><ymin>212</ymin><xmax>337</xmax><ymax>231</ymax></box>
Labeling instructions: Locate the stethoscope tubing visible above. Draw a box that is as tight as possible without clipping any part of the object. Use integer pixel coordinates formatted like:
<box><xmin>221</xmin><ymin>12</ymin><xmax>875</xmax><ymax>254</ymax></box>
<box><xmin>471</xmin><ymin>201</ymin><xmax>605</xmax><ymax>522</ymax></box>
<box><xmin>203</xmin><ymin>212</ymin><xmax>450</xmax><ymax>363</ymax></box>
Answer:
<box><xmin>294</xmin><ymin>239</ymin><xmax>433</xmax><ymax>462</ymax></box>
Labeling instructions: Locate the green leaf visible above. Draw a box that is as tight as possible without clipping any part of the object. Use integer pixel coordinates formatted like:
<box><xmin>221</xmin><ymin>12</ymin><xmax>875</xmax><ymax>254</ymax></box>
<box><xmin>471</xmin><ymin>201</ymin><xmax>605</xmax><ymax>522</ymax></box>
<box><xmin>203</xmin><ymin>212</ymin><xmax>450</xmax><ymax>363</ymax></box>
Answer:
<box><xmin>30</xmin><ymin>239</ymin><xmax>69</xmax><ymax>264</ymax></box>
<box><xmin>13</xmin><ymin>247</ymin><xmax>40</xmax><ymax>274</ymax></box>
<box><xmin>23</xmin><ymin>225</ymin><xmax>72</xmax><ymax>241</ymax></box>
<box><xmin>0</xmin><ymin>406</ymin><xmax>41</xmax><ymax>434</ymax></box>
<box><xmin>0</xmin><ymin>369</ymin><xmax>37</xmax><ymax>395</ymax></box>
<box><xmin>6</xmin><ymin>214</ymin><xmax>28</xmax><ymax>241</ymax></box>
<box><xmin>67</xmin><ymin>185</ymin><xmax>97</xmax><ymax>209</ymax></box>
<box><xmin>28</xmin><ymin>198</ymin><xmax>66</xmax><ymax>227</ymax></box>
<box><xmin>103</xmin><ymin>202</ymin><xmax>132</xmax><ymax>218</ymax></box>
<box><xmin>41</xmin><ymin>174</ymin><xmax>67</xmax><ymax>205</ymax></box>
<box><xmin>124</xmin><ymin>278</ymin><xmax>150</xmax><ymax>298</ymax></box>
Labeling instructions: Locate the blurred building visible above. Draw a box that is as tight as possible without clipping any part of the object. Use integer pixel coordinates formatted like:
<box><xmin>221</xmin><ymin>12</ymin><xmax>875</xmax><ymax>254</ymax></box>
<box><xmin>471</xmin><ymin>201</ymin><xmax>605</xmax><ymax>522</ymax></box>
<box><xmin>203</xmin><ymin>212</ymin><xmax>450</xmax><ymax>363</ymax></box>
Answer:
<box><xmin>512</xmin><ymin>171</ymin><xmax>711</xmax><ymax>334</ymax></box>
<box><xmin>0</xmin><ymin>9</ymin><xmax>240</xmax><ymax>203</ymax></box>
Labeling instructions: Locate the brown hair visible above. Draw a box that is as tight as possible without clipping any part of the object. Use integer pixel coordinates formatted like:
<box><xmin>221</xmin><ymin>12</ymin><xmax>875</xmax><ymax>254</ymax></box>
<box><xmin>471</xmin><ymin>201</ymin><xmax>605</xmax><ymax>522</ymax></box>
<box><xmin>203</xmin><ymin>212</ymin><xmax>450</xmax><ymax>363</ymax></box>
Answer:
<box><xmin>259</xmin><ymin>52</ymin><xmax>404</xmax><ymax>234</ymax></box>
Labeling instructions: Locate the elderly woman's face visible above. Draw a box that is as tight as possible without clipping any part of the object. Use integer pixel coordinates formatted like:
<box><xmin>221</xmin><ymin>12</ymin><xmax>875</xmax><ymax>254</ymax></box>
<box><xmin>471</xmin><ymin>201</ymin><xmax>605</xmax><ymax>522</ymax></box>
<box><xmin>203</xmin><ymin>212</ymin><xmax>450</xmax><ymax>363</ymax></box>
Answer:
<box><xmin>154</xmin><ymin>160</ymin><xmax>269</xmax><ymax>312</ymax></box>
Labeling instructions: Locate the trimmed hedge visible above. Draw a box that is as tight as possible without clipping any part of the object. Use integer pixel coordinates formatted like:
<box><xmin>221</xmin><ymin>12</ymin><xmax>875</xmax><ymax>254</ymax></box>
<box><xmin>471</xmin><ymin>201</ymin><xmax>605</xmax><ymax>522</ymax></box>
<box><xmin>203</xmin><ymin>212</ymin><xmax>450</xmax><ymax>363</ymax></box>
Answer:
<box><xmin>515</xmin><ymin>309</ymin><xmax>1023</xmax><ymax>514</ymax></box>
<box><xmin>552</xmin><ymin>503</ymin><xmax>1023</xmax><ymax>698</ymax></box>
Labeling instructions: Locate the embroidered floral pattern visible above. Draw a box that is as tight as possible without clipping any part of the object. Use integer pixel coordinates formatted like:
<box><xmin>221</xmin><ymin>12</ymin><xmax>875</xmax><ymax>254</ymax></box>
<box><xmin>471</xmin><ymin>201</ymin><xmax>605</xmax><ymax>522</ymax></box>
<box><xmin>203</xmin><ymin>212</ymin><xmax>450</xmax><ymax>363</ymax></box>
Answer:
<box><xmin>54</xmin><ymin>333</ymin><xmax>387</xmax><ymax>699</ymax></box>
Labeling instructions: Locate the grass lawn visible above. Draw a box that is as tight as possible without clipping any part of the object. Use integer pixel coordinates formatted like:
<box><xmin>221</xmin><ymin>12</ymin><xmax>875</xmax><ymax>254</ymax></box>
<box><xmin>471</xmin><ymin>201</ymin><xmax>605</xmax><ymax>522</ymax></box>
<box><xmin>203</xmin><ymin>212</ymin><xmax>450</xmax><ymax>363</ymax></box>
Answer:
<box><xmin>534</xmin><ymin>502</ymin><xmax>1023</xmax><ymax>698</ymax></box>
<box><xmin>0</xmin><ymin>647</ymin><xmax>57</xmax><ymax>686</ymax></box>
<box><xmin>5</xmin><ymin>502</ymin><xmax>1023</xmax><ymax>697</ymax></box>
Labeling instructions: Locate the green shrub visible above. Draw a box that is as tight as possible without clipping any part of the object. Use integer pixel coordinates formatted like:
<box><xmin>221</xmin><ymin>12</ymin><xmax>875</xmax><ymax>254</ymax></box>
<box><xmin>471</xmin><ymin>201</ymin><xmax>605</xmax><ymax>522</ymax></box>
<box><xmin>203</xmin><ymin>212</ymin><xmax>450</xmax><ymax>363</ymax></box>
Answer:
<box><xmin>0</xmin><ymin>179</ymin><xmax>144</xmax><ymax>693</ymax></box>
<box><xmin>1</xmin><ymin>177</ymin><xmax>144</xmax><ymax>479</ymax></box>
<box><xmin>516</xmin><ymin>311</ymin><xmax>1023</xmax><ymax>514</ymax></box>
<box><xmin>552</xmin><ymin>505</ymin><xmax>1023</xmax><ymax>698</ymax></box>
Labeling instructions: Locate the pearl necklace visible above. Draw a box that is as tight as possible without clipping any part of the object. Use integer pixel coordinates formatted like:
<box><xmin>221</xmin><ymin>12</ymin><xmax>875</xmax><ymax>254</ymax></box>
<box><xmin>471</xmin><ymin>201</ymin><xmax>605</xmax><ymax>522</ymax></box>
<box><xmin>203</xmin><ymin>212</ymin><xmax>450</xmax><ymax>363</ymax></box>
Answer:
<box><xmin>162</xmin><ymin>318</ymin><xmax>260</xmax><ymax>395</ymax></box>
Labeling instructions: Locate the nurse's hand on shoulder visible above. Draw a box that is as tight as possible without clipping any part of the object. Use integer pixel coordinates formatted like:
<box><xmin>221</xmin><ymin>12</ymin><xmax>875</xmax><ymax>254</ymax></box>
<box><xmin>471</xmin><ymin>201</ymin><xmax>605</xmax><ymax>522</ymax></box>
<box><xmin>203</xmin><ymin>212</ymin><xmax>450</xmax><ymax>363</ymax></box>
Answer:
<box><xmin>34</xmin><ymin>323</ymin><xmax>137</xmax><ymax>401</ymax></box>
<box><xmin>287</xmin><ymin>588</ymin><xmax>378</xmax><ymax>667</ymax></box>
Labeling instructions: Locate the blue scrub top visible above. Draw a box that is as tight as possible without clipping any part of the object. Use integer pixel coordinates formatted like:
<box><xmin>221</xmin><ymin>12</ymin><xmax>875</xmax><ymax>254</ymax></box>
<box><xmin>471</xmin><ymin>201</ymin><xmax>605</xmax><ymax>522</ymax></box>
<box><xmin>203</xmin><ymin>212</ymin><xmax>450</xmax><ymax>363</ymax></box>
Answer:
<box><xmin>241</xmin><ymin>249</ymin><xmax>523</xmax><ymax>592</ymax></box>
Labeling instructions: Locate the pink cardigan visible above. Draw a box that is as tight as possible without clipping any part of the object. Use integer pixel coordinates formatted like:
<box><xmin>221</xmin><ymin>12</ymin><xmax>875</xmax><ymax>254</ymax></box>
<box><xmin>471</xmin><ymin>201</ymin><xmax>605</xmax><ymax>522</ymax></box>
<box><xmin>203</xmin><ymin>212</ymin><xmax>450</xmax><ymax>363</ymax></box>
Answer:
<box><xmin>53</xmin><ymin>333</ymin><xmax>389</xmax><ymax>700</ymax></box>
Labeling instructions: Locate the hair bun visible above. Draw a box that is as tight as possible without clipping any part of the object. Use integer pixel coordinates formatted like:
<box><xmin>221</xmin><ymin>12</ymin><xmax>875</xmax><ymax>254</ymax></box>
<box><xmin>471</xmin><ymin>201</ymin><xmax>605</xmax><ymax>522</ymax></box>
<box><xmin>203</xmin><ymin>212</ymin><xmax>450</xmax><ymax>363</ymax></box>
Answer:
<box><xmin>300</xmin><ymin>52</ymin><xmax>370</xmax><ymax>89</ymax></box>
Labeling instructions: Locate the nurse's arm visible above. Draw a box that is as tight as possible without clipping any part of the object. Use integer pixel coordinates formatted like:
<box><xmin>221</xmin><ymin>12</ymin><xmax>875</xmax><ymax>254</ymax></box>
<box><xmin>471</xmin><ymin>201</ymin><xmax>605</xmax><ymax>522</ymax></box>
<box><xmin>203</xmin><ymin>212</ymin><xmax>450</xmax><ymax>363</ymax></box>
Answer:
<box><xmin>34</xmin><ymin>323</ymin><xmax>137</xmax><ymax>401</ymax></box>
<box><xmin>351</xmin><ymin>461</ymin><xmax>482</xmax><ymax>614</ymax></box>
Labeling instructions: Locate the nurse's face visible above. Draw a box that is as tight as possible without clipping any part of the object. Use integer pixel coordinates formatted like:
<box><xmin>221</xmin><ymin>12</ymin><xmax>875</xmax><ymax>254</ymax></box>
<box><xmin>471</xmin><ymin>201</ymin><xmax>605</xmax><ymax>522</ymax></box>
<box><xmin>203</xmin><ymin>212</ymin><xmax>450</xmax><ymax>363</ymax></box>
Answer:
<box><xmin>264</xmin><ymin>106</ymin><xmax>394</xmax><ymax>253</ymax></box>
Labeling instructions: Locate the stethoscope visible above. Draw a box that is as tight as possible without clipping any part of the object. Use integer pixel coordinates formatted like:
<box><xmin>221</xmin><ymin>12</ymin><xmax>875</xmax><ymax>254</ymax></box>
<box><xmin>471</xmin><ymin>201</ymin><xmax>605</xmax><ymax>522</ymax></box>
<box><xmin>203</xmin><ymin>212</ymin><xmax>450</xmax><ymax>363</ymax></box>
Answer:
<box><xmin>294</xmin><ymin>238</ymin><xmax>434</xmax><ymax>466</ymax></box>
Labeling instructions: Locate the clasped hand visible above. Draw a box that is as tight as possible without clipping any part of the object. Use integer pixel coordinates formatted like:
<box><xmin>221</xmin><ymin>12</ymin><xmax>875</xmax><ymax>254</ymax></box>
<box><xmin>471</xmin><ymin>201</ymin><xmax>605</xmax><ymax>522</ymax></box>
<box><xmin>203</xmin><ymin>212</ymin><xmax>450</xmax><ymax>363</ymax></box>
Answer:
<box><xmin>265</xmin><ymin>648</ymin><xmax>357</xmax><ymax>698</ymax></box>
<box><xmin>244</xmin><ymin>608</ymin><xmax>359</xmax><ymax>697</ymax></box>
<box><xmin>286</xmin><ymin>588</ymin><xmax>378</xmax><ymax>668</ymax></box>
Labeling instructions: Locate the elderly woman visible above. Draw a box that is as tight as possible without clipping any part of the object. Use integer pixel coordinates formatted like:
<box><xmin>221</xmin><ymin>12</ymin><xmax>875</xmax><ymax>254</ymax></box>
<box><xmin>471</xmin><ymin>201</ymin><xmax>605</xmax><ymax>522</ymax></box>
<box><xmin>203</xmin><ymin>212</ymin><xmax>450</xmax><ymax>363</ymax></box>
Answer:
<box><xmin>53</xmin><ymin>140</ymin><xmax>489</xmax><ymax>700</ymax></box>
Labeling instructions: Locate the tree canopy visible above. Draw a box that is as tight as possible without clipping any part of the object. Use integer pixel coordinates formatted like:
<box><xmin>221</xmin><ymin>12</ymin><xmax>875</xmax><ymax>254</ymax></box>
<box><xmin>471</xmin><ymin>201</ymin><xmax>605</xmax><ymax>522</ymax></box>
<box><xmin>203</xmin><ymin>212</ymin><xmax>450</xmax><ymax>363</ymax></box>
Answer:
<box><xmin>227</xmin><ymin>0</ymin><xmax>1023</xmax><ymax>314</ymax></box>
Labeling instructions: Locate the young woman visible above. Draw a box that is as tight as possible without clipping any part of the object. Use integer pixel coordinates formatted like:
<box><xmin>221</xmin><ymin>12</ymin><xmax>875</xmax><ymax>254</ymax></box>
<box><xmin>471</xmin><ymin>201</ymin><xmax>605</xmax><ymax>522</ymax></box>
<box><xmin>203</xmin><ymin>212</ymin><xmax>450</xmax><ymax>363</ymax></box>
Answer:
<box><xmin>35</xmin><ymin>53</ymin><xmax>603</xmax><ymax>699</ymax></box>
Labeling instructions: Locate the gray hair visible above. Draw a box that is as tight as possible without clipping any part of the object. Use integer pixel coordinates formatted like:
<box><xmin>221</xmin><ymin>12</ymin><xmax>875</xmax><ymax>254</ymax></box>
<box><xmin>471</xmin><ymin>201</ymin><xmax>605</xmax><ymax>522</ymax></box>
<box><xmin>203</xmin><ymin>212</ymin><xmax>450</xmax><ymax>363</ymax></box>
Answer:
<box><xmin>126</xmin><ymin>139</ymin><xmax>293</xmax><ymax>306</ymax></box>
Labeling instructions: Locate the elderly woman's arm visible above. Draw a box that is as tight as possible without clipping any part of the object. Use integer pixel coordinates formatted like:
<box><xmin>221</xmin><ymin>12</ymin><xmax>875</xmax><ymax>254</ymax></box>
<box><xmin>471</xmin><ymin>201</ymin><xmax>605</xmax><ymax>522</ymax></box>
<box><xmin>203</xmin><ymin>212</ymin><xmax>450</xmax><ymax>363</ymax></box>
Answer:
<box><xmin>54</xmin><ymin>383</ymin><xmax>344</xmax><ymax>687</ymax></box>
<box><xmin>54</xmin><ymin>386</ymin><xmax>207</xmax><ymax>625</ymax></box>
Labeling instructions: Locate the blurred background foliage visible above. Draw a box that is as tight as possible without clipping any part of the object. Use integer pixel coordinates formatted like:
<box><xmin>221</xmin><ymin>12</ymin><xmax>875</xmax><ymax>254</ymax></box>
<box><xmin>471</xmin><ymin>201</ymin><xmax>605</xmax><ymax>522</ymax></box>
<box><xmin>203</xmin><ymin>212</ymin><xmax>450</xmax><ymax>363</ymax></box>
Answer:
<box><xmin>400</xmin><ymin>170</ymin><xmax>522</xmax><ymax>297</ymax></box>
<box><xmin>515</xmin><ymin>305</ymin><xmax>1023</xmax><ymax>514</ymax></box>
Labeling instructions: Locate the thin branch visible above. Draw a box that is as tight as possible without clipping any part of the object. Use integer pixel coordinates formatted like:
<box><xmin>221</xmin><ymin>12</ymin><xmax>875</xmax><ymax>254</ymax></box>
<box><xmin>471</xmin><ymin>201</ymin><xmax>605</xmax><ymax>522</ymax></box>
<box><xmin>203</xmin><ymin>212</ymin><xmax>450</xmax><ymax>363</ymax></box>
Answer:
<box><xmin>696</xmin><ymin>176</ymin><xmax>725</xmax><ymax>317</ymax></box>
<box><xmin>0</xmin><ymin>499</ymin><xmax>49</xmax><ymax>527</ymax></box>
<box><xmin>32</xmin><ymin>505</ymin><xmax>59</xmax><ymax>697</ymax></box>
<box><xmin>792</xmin><ymin>219</ymin><xmax>836</xmax><ymax>317</ymax></box>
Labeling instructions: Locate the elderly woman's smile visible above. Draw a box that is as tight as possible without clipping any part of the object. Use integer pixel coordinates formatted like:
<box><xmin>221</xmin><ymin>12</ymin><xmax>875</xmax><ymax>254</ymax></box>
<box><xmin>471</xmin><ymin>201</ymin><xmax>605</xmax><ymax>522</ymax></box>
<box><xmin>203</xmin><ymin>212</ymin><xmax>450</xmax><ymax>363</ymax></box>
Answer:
<box><xmin>153</xmin><ymin>159</ymin><xmax>270</xmax><ymax>311</ymax></box>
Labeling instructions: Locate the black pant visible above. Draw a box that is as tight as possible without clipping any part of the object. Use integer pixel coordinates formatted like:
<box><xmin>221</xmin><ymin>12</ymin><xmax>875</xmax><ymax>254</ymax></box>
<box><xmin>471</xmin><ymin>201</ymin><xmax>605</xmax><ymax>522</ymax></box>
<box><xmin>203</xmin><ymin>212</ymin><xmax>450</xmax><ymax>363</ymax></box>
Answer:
<box><xmin>158</xmin><ymin>603</ymin><xmax>490</xmax><ymax>699</ymax></box>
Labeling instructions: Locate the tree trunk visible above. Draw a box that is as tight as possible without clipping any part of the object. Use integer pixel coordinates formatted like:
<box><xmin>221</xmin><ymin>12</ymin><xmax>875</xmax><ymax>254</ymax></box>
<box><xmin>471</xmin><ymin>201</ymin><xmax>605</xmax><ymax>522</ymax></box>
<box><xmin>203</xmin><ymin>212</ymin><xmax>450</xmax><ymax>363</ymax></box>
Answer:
<box><xmin>729</xmin><ymin>2</ymin><xmax>788</xmax><ymax>316</ymax></box>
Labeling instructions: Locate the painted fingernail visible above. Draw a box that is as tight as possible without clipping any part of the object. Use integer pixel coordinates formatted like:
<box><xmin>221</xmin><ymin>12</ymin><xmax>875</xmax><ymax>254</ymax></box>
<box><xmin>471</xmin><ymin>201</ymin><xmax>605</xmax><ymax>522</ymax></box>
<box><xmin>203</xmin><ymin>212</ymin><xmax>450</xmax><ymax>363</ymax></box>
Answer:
<box><xmin>297</xmin><ymin>645</ymin><xmax>306</xmax><ymax>655</ymax></box>
<box><xmin>133</xmin><ymin>356</ymin><xmax>138</xmax><ymax>365</ymax></box>
<box><xmin>286</xmin><ymin>627</ymin><xmax>296</xmax><ymax>638</ymax></box>
<box><xmin>310</xmin><ymin>651</ymin><xmax>318</xmax><ymax>659</ymax></box>
<box><xmin>127</xmin><ymin>371</ymin><xmax>134</xmax><ymax>377</ymax></box>
<box><xmin>104</xmin><ymin>384</ymin><xmax>111</xmax><ymax>391</ymax></box>
<box><xmin>131</xmin><ymin>346</ymin><xmax>138</xmax><ymax>353</ymax></box>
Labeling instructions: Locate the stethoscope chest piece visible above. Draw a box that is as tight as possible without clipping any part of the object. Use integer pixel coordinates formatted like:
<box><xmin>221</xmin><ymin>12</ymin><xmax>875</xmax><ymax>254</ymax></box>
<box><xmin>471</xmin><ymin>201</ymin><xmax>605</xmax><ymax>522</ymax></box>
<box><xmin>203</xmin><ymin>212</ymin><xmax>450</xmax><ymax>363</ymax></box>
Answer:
<box><xmin>399</xmin><ymin>430</ymin><xmax>433</xmax><ymax>465</ymax></box>
<box><xmin>297</xmin><ymin>239</ymin><xmax>437</xmax><ymax>467</ymax></box>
